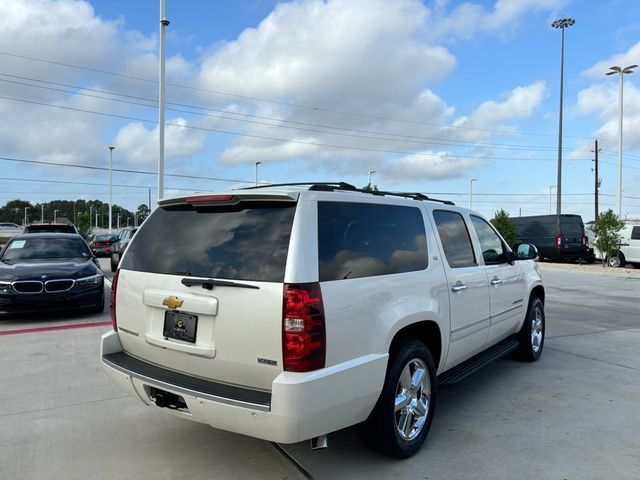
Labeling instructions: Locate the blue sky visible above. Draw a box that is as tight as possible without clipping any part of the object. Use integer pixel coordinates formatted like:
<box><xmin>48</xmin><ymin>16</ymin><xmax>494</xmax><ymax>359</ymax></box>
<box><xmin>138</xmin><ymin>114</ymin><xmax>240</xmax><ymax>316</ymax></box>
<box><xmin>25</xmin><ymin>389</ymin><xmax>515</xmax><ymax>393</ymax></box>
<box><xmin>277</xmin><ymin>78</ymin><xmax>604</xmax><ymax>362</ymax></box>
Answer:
<box><xmin>1</xmin><ymin>0</ymin><xmax>639</xmax><ymax>222</ymax></box>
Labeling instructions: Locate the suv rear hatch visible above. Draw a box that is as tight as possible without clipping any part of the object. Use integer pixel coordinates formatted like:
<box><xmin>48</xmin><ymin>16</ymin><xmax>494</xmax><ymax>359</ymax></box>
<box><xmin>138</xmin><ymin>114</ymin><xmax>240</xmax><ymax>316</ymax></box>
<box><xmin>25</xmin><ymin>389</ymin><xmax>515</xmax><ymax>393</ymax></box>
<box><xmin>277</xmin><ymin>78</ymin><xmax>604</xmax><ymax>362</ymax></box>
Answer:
<box><xmin>114</xmin><ymin>192</ymin><xmax>298</xmax><ymax>391</ymax></box>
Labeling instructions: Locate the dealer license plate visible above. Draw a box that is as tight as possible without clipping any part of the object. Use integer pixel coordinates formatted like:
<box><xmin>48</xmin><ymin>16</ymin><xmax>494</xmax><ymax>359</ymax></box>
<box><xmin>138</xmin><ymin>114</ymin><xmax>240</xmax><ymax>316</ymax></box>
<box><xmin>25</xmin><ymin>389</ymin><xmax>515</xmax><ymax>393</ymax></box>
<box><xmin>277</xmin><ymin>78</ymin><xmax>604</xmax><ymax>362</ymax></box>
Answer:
<box><xmin>163</xmin><ymin>310</ymin><xmax>198</xmax><ymax>343</ymax></box>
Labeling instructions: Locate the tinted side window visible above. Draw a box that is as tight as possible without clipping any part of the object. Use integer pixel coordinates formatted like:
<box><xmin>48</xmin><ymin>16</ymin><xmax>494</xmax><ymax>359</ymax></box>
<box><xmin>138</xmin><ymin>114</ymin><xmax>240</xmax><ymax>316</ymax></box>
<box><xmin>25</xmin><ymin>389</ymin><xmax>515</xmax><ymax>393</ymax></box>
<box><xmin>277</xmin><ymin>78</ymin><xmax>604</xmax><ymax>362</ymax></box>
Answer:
<box><xmin>632</xmin><ymin>226</ymin><xmax>640</xmax><ymax>241</ymax></box>
<box><xmin>470</xmin><ymin>216</ymin><xmax>508</xmax><ymax>264</ymax></box>
<box><xmin>433</xmin><ymin>210</ymin><xmax>476</xmax><ymax>268</ymax></box>
<box><xmin>121</xmin><ymin>202</ymin><xmax>296</xmax><ymax>282</ymax></box>
<box><xmin>318</xmin><ymin>202</ymin><xmax>428</xmax><ymax>281</ymax></box>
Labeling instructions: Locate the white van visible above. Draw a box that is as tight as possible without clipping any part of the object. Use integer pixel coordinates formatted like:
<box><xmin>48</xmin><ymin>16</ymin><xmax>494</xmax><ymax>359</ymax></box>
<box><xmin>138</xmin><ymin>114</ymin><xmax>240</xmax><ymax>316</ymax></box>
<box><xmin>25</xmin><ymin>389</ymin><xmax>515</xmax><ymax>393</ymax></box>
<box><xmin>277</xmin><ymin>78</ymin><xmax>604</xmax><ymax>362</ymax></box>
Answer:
<box><xmin>609</xmin><ymin>222</ymin><xmax>640</xmax><ymax>267</ymax></box>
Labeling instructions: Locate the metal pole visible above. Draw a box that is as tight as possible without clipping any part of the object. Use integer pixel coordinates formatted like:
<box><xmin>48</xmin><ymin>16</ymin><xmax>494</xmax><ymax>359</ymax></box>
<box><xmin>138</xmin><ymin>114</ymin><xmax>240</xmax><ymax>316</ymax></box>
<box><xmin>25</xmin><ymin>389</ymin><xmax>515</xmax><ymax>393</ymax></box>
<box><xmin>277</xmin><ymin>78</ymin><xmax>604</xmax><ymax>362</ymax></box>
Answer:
<box><xmin>24</xmin><ymin>207</ymin><xmax>29</xmax><ymax>226</ymax></box>
<box><xmin>556</xmin><ymin>26</ymin><xmax>565</xmax><ymax>224</ymax></box>
<box><xmin>469</xmin><ymin>178</ymin><xmax>477</xmax><ymax>209</ymax></box>
<box><xmin>368</xmin><ymin>170</ymin><xmax>375</xmax><ymax>186</ymax></box>
<box><xmin>109</xmin><ymin>146</ymin><xmax>114</xmax><ymax>233</ymax></box>
<box><xmin>148</xmin><ymin>187</ymin><xmax>151</xmax><ymax>211</ymax></box>
<box><xmin>158</xmin><ymin>0</ymin><xmax>169</xmax><ymax>203</ymax></box>
<box><xmin>54</xmin><ymin>210</ymin><xmax>58</xmax><ymax>223</ymax></box>
<box><xmin>552</xmin><ymin>18</ymin><xmax>574</xmax><ymax>231</ymax></box>
<box><xmin>594</xmin><ymin>139</ymin><xmax>599</xmax><ymax>221</ymax></box>
<box><xmin>617</xmin><ymin>72</ymin><xmax>624</xmax><ymax>217</ymax></box>
<box><xmin>41</xmin><ymin>204</ymin><xmax>44</xmax><ymax>223</ymax></box>
<box><xmin>255</xmin><ymin>162</ymin><xmax>261</xmax><ymax>186</ymax></box>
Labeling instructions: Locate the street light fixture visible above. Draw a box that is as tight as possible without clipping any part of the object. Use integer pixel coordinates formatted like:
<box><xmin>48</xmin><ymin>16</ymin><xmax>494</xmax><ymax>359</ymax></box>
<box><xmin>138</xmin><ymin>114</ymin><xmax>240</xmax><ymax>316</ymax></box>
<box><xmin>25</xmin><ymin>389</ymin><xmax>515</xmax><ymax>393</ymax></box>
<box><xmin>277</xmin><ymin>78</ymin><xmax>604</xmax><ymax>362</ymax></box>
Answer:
<box><xmin>255</xmin><ymin>161</ymin><xmax>261</xmax><ymax>186</ymax></box>
<box><xmin>606</xmin><ymin>64</ymin><xmax>637</xmax><ymax>217</ymax></box>
<box><xmin>108</xmin><ymin>146</ymin><xmax>115</xmax><ymax>234</ymax></box>
<box><xmin>469</xmin><ymin>178</ymin><xmax>477</xmax><ymax>209</ymax></box>
<box><xmin>551</xmin><ymin>17</ymin><xmax>575</xmax><ymax>228</ymax></box>
<box><xmin>368</xmin><ymin>170</ymin><xmax>376</xmax><ymax>187</ymax></box>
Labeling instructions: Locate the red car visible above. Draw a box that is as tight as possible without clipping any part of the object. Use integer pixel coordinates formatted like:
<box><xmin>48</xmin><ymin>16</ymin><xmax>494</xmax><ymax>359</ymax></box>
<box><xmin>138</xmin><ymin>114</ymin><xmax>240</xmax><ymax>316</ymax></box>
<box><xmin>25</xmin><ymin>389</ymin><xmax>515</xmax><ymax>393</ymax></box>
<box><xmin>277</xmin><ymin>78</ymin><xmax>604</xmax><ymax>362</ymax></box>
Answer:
<box><xmin>90</xmin><ymin>234</ymin><xmax>116</xmax><ymax>257</ymax></box>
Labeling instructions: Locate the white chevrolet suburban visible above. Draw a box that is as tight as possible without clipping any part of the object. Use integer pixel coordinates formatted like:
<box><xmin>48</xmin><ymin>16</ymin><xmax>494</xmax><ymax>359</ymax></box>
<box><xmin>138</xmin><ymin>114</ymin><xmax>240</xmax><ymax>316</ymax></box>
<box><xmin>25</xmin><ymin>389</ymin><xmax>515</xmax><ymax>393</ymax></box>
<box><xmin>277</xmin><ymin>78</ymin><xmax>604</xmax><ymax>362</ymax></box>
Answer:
<box><xmin>101</xmin><ymin>182</ymin><xmax>544</xmax><ymax>458</ymax></box>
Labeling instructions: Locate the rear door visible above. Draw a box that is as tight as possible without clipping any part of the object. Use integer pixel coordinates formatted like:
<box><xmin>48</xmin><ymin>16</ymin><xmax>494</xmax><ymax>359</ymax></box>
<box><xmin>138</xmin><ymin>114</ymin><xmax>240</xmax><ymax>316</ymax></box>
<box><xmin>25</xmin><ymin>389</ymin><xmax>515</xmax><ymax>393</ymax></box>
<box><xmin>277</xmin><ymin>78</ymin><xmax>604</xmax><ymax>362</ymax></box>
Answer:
<box><xmin>115</xmin><ymin>194</ymin><xmax>298</xmax><ymax>391</ymax></box>
<box><xmin>432</xmin><ymin>210</ymin><xmax>490</xmax><ymax>369</ymax></box>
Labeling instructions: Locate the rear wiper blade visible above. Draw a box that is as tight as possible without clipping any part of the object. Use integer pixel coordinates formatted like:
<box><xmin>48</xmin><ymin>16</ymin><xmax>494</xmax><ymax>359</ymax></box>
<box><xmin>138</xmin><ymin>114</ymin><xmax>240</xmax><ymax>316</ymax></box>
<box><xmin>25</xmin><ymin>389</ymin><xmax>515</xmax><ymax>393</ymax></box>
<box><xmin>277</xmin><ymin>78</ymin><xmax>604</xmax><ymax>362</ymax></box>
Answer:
<box><xmin>181</xmin><ymin>277</ymin><xmax>259</xmax><ymax>290</ymax></box>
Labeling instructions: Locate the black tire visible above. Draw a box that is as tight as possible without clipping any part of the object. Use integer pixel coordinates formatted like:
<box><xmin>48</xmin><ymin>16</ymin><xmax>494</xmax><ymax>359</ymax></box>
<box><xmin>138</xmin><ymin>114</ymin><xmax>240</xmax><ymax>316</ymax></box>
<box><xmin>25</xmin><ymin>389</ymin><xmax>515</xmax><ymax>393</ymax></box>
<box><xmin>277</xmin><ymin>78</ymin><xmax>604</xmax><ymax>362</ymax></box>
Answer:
<box><xmin>609</xmin><ymin>252</ymin><xmax>626</xmax><ymax>268</ymax></box>
<box><xmin>513</xmin><ymin>297</ymin><xmax>545</xmax><ymax>362</ymax></box>
<box><xmin>359</xmin><ymin>339</ymin><xmax>437</xmax><ymax>458</ymax></box>
<box><xmin>90</xmin><ymin>286</ymin><xmax>105</xmax><ymax>314</ymax></box>
<box><xmin>110</xmin><ymin>255</ymin><xmax>117</xmax><ymax>273</ymax></box>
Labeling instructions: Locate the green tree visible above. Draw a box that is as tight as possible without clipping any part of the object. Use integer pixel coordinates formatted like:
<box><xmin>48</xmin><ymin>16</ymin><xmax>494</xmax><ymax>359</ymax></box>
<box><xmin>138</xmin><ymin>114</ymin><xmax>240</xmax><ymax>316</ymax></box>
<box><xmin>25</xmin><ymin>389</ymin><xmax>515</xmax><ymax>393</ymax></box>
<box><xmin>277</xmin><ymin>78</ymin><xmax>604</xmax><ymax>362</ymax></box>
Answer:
<box><xmin>490</xmin><ymin>209</ymin><xmax>518</xmax><ymax>246</ymax></box>
<box><xmin>136</xmin><ymin>204</ymin><xmax>150</xmax><ymax>223</ymax></box>
<box><xmin>591</xmin><ymin>209</ymin><xmax>625</xmax><ymax>267</ymax></box>
<box><xmin>362</xmin><ymin>183</ymin><xmax>379</xmax><ymax>192</ymax></box>
<box><xmin>0</xmin><ymin>199</ymin><xmax>35</xmax><ymax>225</ymax></box>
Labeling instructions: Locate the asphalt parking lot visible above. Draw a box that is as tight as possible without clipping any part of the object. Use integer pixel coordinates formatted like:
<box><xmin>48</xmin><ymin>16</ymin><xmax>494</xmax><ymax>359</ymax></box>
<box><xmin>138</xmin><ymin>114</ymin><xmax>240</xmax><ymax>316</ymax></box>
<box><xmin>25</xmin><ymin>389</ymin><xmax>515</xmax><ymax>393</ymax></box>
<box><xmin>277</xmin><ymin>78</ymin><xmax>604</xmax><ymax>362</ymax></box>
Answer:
<box><xmin>1</xmin><ymin>260</ymin><xmax>639</xmax><ymax>480</ymax></box>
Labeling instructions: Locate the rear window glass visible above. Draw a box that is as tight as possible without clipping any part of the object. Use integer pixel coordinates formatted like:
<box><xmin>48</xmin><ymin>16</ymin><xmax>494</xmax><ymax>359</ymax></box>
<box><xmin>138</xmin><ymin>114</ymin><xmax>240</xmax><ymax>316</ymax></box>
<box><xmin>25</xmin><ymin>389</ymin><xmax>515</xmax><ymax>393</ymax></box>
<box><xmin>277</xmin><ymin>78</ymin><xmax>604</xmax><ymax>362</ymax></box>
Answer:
<box><xmin>120</xmin><ymin>202</ymin><xmax>296</xmax><ymax>282</ymax></box>
<box><xmin>318</xmin><ymin>202</ymin><xmax>428</xmax><ymax>281</ymax></box>
<box><xmin>433</xmin><ymin>210</ymin><xmax>477</xmax><ymax>268</ymax></box>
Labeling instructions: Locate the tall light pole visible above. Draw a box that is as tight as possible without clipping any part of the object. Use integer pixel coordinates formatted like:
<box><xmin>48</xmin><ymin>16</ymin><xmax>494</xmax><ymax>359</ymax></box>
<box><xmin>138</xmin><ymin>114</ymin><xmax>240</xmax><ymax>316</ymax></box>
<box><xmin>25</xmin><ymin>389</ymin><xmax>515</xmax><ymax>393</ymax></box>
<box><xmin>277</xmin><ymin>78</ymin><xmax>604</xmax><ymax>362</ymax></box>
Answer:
<box><xmin>368</xmin><ymin>170</ymin><xmax>376</xmax><ymax>187</ymax></box>
<box><xmin>549</xmin><ymin>185</ymin><xmax>556</xmax><ymax>214</ymax></box>
<box><xmin>95</xmin><ymin>213</ymin><xmax>100</xmax><ymax>229</ymax></box>
<box><xmin>469</xmin><ymin>178</ymin><xmax>477</xmax><ymax>209</ymax></box>
<box><xmin>255</xmin><ymin>161</ymin><xmax>261</xmax><ymax>186</ymax></box>
<box><xmin>552</xmin><ymin>18</ymin><xmax>575</xmax><ymax>230</ymax></box>
<box><xmin>24</xmin><ymin>207</ymin><xmax>30</xmax><ymax>227</ymax></box>
<box><xmin>54</xmin><ymin>209</ymin><xmax>59</xmax><ymax>223</ymax></box>
<box><xmin>117</xmin><ymin>214</ymin><xmax>121</xmax><ymax>230</ymax></box>
<box><xmin>606</xmin><ymin>64</ymin><xmax>637</xmax><ymax>217</ymax></box>
<box><xmin>108</xmin><ymin>146</ymin><xmax>115</xmax><ymax>233</ymax></box>
<box><xmin>41</xmin><ymin>204</ymin><xmax>44</xmax><ymax>223</ymax></box>
<box><xmin>158</xmin><ymin>0</ymin><xmax>170</xmax><ymax>203</ymax></box>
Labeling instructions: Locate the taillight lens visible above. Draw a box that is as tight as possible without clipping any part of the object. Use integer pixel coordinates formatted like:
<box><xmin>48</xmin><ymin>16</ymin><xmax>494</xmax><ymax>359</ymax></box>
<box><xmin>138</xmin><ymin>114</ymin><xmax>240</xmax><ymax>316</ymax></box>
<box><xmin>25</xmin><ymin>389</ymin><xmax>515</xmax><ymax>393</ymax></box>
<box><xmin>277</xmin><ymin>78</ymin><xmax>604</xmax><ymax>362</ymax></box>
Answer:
<box><xmin>556</xmin><ymin>234</ymin><xmax>562</xmax><ymax>248</ymax></box>
<box><xmin>110</xmin><ymin>269</ymin><xmax>119</xmax><ymax>331</ymax></box>
<box><xmin>582</xmin><ymin>235</ymin><xmax>588</xmax><ymax>247</ymax></box>
<box><xmin>283</xmin><ymin>283</ymin><xmax>326</xmax><ymax>372</ymax></box>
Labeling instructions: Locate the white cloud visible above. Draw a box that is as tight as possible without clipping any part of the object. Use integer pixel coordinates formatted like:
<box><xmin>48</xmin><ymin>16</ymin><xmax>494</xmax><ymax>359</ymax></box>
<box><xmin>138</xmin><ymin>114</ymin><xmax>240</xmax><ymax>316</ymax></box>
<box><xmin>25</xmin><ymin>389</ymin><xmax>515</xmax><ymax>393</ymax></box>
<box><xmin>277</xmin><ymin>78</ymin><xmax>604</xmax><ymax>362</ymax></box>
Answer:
<box><xmin>0</xmin><ymin>0</ymin><xmax>197</xmax><ymax>171</ymax></box>
<box><xmin>427</xmin><ymin>0</ymin><xmax>569</xmax><ymax>41</ymax></box>
<box><xmin>582</xmin><ymin>40</ymin><xmax>640</xmax><ymax>78</ymax></box>
<box><xmin>114</xmin><ymin>118</ymin><xmax>207</xmax><ymax>166</ymax></box>
<box><xmin>384</xmin><ymin>151</ymin><xmax>487</xmax><ymax>181</ymax></box>
<box><xmin>453</xmin><ymin>81</ymin><xmax>547</xmax><ymax>141</ymax></box>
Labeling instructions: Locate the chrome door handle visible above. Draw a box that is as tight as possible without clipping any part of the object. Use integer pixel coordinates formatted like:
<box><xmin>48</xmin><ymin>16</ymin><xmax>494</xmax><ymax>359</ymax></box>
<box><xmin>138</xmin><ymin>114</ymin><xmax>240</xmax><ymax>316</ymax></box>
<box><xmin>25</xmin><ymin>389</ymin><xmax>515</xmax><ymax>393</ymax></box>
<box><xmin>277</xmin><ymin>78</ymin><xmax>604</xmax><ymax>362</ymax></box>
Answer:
<box><xmin>451</xmin><ymin>281</ymin><xmax>467</xmax><ymax>293</ymax></box>
<box><xmin>490</xmin><ymin>277</ymin><xmax>503</xmax><ymax>286</ymax></box>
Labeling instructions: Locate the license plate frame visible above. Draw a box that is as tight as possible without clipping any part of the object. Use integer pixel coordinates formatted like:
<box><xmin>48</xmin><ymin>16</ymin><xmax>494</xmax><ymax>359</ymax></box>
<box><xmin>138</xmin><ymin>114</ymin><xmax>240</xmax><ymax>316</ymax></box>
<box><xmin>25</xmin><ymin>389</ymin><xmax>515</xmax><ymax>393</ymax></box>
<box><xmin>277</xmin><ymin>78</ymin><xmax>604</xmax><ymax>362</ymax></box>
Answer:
<box><xmin>163</xmin><ymin>310</ymin><xmax>198</xmax><ymax>343</ymax></box>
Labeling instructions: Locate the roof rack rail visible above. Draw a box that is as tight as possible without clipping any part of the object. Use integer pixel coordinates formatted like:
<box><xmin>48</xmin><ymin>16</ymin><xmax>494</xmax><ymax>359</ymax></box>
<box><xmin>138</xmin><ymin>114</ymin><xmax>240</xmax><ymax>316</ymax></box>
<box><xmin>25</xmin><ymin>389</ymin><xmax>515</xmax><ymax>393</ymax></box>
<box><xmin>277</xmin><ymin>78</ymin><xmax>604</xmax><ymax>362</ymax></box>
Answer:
<box><xmin>240</xmin><ymin>182</ymin><xmax>357</xmax><ymax>191</ymax></box>
<box><xmin>240</xmin><ymin>182</ymin><xmax>454</xmax><ymax>205</ymax></box>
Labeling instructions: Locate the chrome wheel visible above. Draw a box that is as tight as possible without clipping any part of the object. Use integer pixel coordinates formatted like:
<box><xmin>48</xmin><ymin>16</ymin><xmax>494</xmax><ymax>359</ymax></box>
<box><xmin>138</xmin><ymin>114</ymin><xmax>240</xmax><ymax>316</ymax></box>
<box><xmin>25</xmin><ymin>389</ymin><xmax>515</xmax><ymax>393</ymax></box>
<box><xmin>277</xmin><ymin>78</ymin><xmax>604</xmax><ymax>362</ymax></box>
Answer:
<box><xmin>394</xmin><ymin>358</ymin><xmax>431</xmax><ymax>441</ymax></box>
<box><xmin>531</xmin><ymin>305</ymin><xmax>544</xmax><ymax>353</ymax></box>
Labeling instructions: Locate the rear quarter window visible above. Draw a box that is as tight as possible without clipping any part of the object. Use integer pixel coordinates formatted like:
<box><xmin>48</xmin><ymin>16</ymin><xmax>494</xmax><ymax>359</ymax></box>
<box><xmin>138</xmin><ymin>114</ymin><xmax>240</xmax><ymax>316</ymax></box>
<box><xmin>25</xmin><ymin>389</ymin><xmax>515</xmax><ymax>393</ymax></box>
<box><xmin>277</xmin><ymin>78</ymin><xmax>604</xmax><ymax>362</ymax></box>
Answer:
<box><xmin>317</xmin><ymin>202</ymin><xmax>428</xmax><ymax>281</ymax></box>
<box><xmin>120</xmin><ymin>201</ymin><xmax>296</xmax><ymax>282</ymax></box>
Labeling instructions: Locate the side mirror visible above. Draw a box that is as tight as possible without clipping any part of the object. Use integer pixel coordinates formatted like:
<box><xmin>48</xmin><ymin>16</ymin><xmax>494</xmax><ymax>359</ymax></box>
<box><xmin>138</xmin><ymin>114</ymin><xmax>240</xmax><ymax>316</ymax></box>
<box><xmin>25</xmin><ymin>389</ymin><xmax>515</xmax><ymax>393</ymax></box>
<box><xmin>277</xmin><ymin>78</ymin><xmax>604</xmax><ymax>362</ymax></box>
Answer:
<box><xmin>110</xmin><ymin>237</ymin><xmax>117</xmax><ymax>243</ymax></box>
<box><xmin>514</xmin><ymin>243</ymin><xmax>538</xmax><ymax>261</ymax></box>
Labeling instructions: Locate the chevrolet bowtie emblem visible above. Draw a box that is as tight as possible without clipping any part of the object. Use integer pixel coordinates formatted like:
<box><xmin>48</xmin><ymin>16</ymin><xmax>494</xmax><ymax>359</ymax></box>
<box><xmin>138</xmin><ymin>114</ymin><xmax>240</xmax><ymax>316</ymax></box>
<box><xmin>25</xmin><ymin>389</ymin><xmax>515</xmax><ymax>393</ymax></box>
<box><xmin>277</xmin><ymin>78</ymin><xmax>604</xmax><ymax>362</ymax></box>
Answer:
<box><xmin>162</xmin><ymin>296</ymin><xmax>184</xmax><ymax>309</ymax></box>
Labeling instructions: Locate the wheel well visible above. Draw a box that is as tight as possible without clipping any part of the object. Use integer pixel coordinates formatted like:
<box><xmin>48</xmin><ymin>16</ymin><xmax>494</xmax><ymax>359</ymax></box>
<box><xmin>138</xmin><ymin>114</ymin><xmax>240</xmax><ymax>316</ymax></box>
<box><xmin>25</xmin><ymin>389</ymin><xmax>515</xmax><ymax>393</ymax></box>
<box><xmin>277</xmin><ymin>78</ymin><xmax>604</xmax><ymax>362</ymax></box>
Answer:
<box><xmin>531</xmin><ymin>285</ymin><xmax>545</xmax><ymax>304</ymax></box>
<box><xmin>390</xmin><ymin>321</ymin><xmax>442</xmax><ymax>371</ymax></box>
